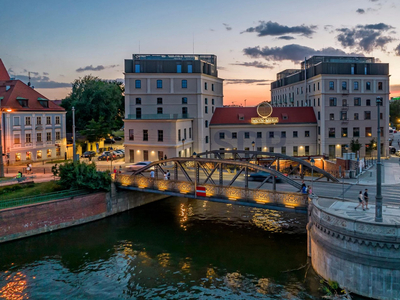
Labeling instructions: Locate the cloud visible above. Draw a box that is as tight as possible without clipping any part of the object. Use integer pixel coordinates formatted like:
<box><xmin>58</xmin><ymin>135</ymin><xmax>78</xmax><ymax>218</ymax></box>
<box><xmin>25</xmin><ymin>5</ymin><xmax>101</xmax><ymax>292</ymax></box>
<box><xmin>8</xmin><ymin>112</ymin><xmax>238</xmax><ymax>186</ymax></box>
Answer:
<box><xmin>356</xmin><ymin>8</ymin><xmax>365</xmax><ymax>14</ymax></box>
<box><xmin>16</xmin><ymin>74</ymin><xmax>70</xmax><ymax>88</ymax></box>
<box><xmin>242</xmin><ymin>21</ymin><xmax>317</xmax><ymax>37</ymax></box>
<box><xmin>223</xmin><ymin>23</ymin><xmax>232</xmax><ymax>31</ymax></box>
<box><xmin>277</xmin><ymin>36</ymin><xmax>295</xmax><ymax>40</ymax></box>
<box><xmin>7</xmin><ymin>68</ymin><xmax>14</xmax><ymax>74</ymax></box>
<box><xmin>224</xmin><ymin>79</ymin><xmax>272</xmax><ymax>85</ymax></box>
<box><xmin>217</xmin><ymin>66</ymin><xmax>227</xmax><ymax>71</ymax></box>
<box><xmin>43</xmin><ymin>72</ymin><xmax>49</xmax><ymax>75</ymax></box>
<box><xmin>336</xmin><ymin>23</ymin><xmax>395</xmax><ymax>52</ymax></box>
<box><xmin>30</xmin><ymin>71</ymin><xmax>39</xmax><ymax>76</ymax></box>
<box><xmin>230</xmin><ymin>61</ymin><xmax>273</xmax><ymax>69</ymax></box>
<box><xmin>243</xmin><ymin>44</ymin><xmax>363</xmax><ymax>63</ymax></box>
<box><xmin>76</xmin><ymin>64</ymin><xmax>119</xmax><ymax>72</ymax></box>
<box><xmin>395</xmin><ymin>44</ymin><xmax>400</xmax><ymax>55</ymax></box>
<box><xmin>210</xmin><ymin>28</ymin><xmax>215</xmax><ymax>31</ymax></box>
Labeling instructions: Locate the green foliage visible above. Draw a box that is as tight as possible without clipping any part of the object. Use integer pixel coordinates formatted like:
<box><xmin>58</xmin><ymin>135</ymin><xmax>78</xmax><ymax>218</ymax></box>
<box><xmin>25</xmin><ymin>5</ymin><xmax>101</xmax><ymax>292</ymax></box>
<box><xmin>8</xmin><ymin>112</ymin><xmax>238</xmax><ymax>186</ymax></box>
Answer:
<box><xmin>61</xmin><ymin>75</ymin><xmax>124</xmax><ymax>133</ymax></box>
<box><xmin>0</xmin><ymin>181</ymin><xmax>64</xmax><ymax>200</ymax></box>
<box><xmin>0</xmin><ymin>182</ymin><xmax>35</xmax><ymax>196</ymax></box>
<box><xmin>390</xmin><ymin>100</ymin><xmax>400</xmax><ymax>124</ymax></box>
<box><xmin>350</xmin><ymin>138</ymin><xmax>362</xmax><ymax>153</ymax></box>
<box><xmin>58</xmin><ymin>161</ymin><xmax>111</xmax><ymax>191</ymax></box>
<box><xmin>51</xmin><ymin>164</ymin><xmax>59</xmax><ymax>177</ymax></box>
<box><xmin>319</xmin><ymin>279</ymin><xmax>344</xmax><ymax>297</ymax></box>
<box><xmin>79</xmin><ymin>117</ymin><xmax>111</xmax><ymax>143</ymax></box>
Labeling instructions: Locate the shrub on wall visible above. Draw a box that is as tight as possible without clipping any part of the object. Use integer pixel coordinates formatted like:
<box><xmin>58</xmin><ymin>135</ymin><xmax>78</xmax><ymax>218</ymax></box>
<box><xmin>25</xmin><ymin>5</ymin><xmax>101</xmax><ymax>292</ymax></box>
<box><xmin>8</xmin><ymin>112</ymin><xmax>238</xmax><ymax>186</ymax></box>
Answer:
<box><xmin>58</xmin><ymin>161</ymin><xmax>111</xmax><ymax>191</ymax></box>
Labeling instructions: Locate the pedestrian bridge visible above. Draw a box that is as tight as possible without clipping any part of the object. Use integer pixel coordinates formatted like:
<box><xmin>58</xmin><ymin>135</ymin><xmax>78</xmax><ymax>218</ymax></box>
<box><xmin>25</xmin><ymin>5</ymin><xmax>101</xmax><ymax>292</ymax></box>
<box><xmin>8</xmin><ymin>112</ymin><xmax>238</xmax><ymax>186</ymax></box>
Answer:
<box><xmin>116</xmin><ymin>157</ymin><xmax>313</xmax><ymax>213</ymax></box>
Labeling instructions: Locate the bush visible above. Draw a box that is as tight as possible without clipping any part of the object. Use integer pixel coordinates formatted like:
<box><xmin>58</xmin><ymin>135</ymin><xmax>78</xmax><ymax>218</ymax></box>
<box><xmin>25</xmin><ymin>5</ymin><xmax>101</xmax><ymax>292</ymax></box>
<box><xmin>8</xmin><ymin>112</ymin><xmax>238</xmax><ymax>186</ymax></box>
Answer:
<box><xmin>58</xmin><ymin>161</ymin><xmax>111</xmax><ymax>191</ymax></box>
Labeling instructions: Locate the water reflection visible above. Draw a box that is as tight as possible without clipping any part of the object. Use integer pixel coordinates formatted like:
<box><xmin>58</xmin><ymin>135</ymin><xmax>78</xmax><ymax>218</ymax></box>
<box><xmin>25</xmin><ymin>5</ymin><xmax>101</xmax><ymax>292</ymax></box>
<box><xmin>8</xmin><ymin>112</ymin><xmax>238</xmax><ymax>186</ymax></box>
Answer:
<box><xmin>0</xmin><ymin>272</ymin><xmax>28</xmax><ymax>300</ymax></box>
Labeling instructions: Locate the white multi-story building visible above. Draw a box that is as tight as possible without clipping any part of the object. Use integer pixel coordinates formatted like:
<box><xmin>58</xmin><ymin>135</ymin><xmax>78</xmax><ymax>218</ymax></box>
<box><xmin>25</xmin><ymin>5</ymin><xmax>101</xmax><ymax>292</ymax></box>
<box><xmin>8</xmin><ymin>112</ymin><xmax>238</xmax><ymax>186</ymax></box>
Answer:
<box><xmin>123</xmin><ymin>54</ymin><xmax>223</xmax><ymax>163</ymax></box>
<box><xmin>0</xmin><ymin>59</ymin><xmax>67</xmax><ymax>164</ymax></box>
<box><xmin>270</xmin><ymin>56</ymin><xmax>390</xmax><ymax>158</ymax></box>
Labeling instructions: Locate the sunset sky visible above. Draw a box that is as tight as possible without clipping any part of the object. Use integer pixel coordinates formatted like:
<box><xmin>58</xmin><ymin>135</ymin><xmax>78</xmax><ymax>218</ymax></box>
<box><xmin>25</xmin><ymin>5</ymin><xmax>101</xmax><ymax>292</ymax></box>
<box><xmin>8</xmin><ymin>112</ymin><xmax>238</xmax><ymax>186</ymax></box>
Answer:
<box><xmin>1</xmin><ymin>0</ymin><xmax>400</xmax><ymax>106</ymax></box>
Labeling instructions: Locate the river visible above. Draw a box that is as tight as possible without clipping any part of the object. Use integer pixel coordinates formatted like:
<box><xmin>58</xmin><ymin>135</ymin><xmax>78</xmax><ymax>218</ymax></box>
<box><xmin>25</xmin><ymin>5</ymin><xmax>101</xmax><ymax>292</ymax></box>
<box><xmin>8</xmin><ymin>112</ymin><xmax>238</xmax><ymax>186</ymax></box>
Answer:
<box><xmin>0</xmin><ymin>197</ymin><xmax>335</xmax><ymax>299</ymax></box>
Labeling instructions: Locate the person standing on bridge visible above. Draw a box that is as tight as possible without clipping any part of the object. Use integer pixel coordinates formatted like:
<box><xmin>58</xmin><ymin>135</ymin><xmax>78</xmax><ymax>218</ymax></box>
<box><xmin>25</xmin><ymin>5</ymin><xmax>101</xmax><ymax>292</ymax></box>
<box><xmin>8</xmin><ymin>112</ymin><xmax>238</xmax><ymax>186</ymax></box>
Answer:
<box><xmin>355</xmin><ymin>191</ymin><xmax>365</xmax><ymax>211</ymax></box>
<box><xmin>150</xmin><ymin>170</ymin><xmax>155</xmax><ymax>178</ymax></box>
<box><xmin>364</xmin><ymin>189</ymin><xmax>369</xmax><ymax>210</ymax></box>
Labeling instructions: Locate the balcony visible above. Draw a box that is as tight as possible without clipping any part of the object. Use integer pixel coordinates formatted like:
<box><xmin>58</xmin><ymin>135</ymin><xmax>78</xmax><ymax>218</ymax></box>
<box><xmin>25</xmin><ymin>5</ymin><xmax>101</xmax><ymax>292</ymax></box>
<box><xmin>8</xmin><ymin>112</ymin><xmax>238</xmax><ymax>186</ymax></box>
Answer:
<box><xmin>126</xmin><ymin>114</ymin><xmax>192</xmax><ymax>120</ymax></box>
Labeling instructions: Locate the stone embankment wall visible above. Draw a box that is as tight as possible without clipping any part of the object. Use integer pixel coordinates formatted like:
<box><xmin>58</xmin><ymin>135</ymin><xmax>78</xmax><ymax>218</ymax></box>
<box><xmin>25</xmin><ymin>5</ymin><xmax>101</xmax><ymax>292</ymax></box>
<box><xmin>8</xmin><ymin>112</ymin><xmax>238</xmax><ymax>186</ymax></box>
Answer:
<box><xmin>308</xmin><ymin>198</ymin><xmax>400</xmax><ymax>300</ymax></box>
<box><xmin>0</xmin><ymin>184</ymin><xmax>168</xmax><ymax>243</ymax></box>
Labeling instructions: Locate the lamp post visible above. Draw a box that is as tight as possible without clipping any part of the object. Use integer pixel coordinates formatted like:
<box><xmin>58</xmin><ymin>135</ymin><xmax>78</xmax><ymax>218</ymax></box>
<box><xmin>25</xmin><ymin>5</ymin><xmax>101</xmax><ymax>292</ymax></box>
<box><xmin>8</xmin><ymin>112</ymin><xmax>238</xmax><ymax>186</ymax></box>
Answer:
<box><xmin>310</xmin><ymin>158</ymin><xmax>315</xmax><ymax>194</ymax></box>
<box><xmin>72</xmin><ymin>106</ymin><xmax>76</xmax><ymax>162</ymax></box>
<box><xmin>375</xmin><ymin>97</ymin><xmax>383</xmax><ymax>222</ymax></box>
<box><xmin>0</xmin><ymin>107</ymin><xmax>12</xmax><ymax>178</ymax></box>
<box><xmin>252</xmin><ymin>141</ymin><xmax>255</xmax><ymax>151</ymax></box>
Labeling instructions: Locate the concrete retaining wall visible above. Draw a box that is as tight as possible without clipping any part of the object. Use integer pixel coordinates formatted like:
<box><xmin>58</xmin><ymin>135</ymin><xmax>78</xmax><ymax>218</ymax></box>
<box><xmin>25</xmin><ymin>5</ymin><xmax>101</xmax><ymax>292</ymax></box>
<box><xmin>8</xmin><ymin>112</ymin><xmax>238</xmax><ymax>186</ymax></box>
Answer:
<box><xmin>0</xmin><ymin>184</ymin><xmax>168</xmax><ymax>244</ymax></box>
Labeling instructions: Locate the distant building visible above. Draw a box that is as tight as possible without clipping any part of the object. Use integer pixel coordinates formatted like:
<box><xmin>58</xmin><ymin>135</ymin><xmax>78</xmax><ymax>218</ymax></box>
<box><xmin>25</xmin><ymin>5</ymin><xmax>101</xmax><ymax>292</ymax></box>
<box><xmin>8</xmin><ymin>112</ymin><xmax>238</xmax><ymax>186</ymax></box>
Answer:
<box><xmin>123</xmin><ymin>54</ymin><xmax>223</xmax><ymax>163</ymax></box>
<box><xmin>270</xmin><ymin>56</ymin><xmax>390</xmax><ymax>158</ymax></box>
<box><xmin>0</xmin><ymin>59</ymin><xmax>67</xmax><ymax>164</ymax></box>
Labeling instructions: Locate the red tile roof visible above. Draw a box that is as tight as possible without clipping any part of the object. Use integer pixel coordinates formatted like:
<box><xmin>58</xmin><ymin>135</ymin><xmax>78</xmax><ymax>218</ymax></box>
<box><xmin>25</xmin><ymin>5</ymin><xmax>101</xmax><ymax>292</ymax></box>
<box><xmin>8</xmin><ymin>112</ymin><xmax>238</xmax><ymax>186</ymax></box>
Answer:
<box><xmin>0</xmin><ymin>59</ymin><xmax>65</xmax><ymax>112</ymax></box>
<box><xmin>0</xmin><ymin>59</ymin><xmax>10</xmax><ymax>81</ymax></box>
<box><xmin>210</xmin><ymin>106</ymin><xmax>317</xmax><ymax>125</ymax></box>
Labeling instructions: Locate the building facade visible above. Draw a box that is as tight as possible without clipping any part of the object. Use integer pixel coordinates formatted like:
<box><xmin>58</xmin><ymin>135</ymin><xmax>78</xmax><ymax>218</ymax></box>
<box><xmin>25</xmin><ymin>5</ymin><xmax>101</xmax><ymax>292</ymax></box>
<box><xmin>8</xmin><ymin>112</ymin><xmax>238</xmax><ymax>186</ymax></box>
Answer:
<box><xmin>124</xmin><ymin>54</ymin><xmax>223</xmax><ymax>163</ymax></box>
<box><xmin>0</xmin><ymin>60</ymin><xmax>67</xmax><ymax>164</ymax></box>
<box><xmin>270</xmin><ymin>56</ymin><xmax>390</xmax><ymax>158</ymax></box>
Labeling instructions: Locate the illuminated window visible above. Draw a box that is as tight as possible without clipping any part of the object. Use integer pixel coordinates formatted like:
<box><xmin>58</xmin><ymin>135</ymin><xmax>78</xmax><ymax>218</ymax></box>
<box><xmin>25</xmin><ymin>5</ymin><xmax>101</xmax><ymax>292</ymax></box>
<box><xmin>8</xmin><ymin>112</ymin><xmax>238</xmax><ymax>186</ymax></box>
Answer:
<box><xmin>47</xmin><ymin>149</ymin><xmax>52</xmax><ymax>157</ymax></box>
<box><xmin>37</xmin><ymin>150</ymin><xmax>42</xmax><ymax>159</ymax></box>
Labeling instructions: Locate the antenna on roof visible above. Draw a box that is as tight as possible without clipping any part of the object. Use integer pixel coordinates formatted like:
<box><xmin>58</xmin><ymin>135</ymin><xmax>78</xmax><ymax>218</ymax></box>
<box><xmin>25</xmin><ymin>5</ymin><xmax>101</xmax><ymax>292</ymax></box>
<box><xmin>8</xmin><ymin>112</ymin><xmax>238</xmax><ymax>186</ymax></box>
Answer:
<box><xmin>28</xmin><ymin>72</ymin><xmax>31</xmax><ymax>87</ymax></box>
<box><xmin>193</xmin><ymin>33</ymin><xmax>195</xmax><ymax>54</ymax></box>
<box><xmin>244</xmin><ymin>99</ymin><xmax>247</xmax><ymax>107</ymax></box>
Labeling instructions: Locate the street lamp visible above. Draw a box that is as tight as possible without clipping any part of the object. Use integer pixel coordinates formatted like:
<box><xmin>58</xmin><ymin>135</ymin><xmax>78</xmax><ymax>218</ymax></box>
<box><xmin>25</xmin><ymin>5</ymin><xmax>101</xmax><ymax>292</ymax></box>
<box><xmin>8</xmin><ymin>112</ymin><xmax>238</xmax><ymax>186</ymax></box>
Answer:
<box><xmin>0</xmin><ymin>107</ymin><xmax>12</xmax><ymax>178</ymax></box>
<box><xmin>252</xmin><ymin>141</ymin><xmax>255</xmax><ymax>151</ymax></box>
<box><xmin>376</xmin><ymin>97</ymin><xmax>383</xmax><ymax>222</ymax></box>
<box><xmin>72</xmin><ymin>106</ymin><xmax>76</xmax><ymax>162</ymax></box>
<box><xmin>182</xmin><ymin>139</ymin><xmax>185</xmax><ymax>157</ymax></box>
<box><xmin>310</xmin><ymin>158</ymin><xmax>315</xmax><ymax>194</ymax></box>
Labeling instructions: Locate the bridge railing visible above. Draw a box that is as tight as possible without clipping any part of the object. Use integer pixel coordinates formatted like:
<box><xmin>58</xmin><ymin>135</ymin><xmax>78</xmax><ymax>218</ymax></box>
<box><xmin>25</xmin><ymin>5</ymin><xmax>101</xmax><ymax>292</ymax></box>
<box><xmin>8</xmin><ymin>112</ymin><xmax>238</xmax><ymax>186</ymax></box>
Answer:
<box><xmin>116</xmin><ymin>175</ymin><xmax>308</xmax><ymax>209</ymax></box>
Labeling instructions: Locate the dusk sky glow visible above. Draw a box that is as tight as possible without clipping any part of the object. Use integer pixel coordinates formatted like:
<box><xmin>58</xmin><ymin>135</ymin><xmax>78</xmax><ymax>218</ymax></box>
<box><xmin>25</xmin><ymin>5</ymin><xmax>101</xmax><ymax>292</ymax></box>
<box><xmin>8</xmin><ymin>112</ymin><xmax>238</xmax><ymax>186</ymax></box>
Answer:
<box><xmin>2</xmin><ymin>0</ymin><xmax>400</xmax><ymax>105</ymax></box>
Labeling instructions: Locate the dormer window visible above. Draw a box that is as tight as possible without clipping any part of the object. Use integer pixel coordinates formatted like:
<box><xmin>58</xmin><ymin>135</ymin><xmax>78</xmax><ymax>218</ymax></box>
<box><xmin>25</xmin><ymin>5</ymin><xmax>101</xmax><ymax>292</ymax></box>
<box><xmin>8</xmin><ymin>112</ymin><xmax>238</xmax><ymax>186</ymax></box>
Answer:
<box><xmin>38</xmin><ymin>98</ymin><xmax>48</xmax><ymax>108</ymax></box>
<box><xmin>17</xmin><ymin>97</ymin><xmax>28</xmax><ymax>107</ymax></box>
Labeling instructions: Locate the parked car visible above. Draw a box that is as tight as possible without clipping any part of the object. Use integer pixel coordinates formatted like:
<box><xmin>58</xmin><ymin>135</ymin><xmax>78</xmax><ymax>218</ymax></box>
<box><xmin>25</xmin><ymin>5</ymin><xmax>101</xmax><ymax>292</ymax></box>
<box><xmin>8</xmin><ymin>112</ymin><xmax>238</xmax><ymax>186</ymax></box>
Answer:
<box><xmin>82</xmin><ymin>151</ymin><xmax>96</xmax><ymax>158</ymax></box>
<box><xmin>104</xmin><ymin>138</ymin><xmax>116</xmax><ymax>144</ymax></box>
<box><xmin>247</xmin><ymin>171</ymin><xmax>282</xmax><ymax>182</ymax></box>
<box><xmin>114</xmin><ymin>150</ymin><xmax>124</xmax><ymax>158</ymax></box>
<box><xmin>396</xmin><ymin>150</ymin><xmax>400</xmax><ymax>156</ymax></box>
<box><xmin>113</xmin><ymin>136</ymin><xmax>122</xmax><ymax>141</ymax></box>
<box><xmin>126</xmin><ymin>161</ymin><xmax>153</xmax><ymax>171</ymax></box>
<box><xmin>98</xmin><ymin>151</ymin><xmax>117</xmax><ymax>161</ymax></box>
<box><xmin>389</xmin><ymin>146</ymin><xmax>396</xmax><ymax>154</ymax></box>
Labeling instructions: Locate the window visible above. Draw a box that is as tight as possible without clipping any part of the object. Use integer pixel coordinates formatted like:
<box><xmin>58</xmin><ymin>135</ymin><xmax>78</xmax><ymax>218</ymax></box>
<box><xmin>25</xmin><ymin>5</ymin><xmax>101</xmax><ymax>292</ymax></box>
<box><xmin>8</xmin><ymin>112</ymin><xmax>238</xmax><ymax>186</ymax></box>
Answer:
<box><xmin>205</xmin><ymin>106</ymin><xmax>208</xmax><ymax>114</ymax></box>
<box><xmin>301</xmin><ymin>87</ymin><xmax>303</xmax><ymax>94</ymax></box>
<box><xmin>177</xmin><ymin>64</ymin><xmax>182</xmax><ymax>73</ymax></box>
<box><xmin>257</xmin><ymin>147</ymin><xmax>262</xmax><ymax>152</ymax></box>
<box><xmin>257</xmin><ymin>132</ymin><xmax>262</xmax><ymax>138</ymax></box>
<box><xmin>178</xmin><ymin>129</ymin><xmax>181</xmax><ymax>141</ymax></box>
<box><xmin>293</xmin><ymin>131</ymin><xmax>298</xmax><ymax>138</ymax></box>
<box><xmin>318</xmin><ymin>111</ymin><xmax>320</xmax><ymax>120</ymax></box>
<box><xmin>353</xmin><ymin>127</ymin><xmax>360</xmax><ymax>137</ymax></box>
<box><xmin>136</xmin><ymin>107</ymin><xmax>142</xmax><ymax>119</ymax></box>
<box><xmin>38</xmin><ymin>100</ymin><xmax>48</xmax><ymax>108</ymax></box>
<box><xmin>205</xmin><ymin>120</ymin><xmax>208</xmax><ymax>128</ymax></box>
<box><xmin>378</xmin><ymin>82</ymin><xmax>383</xmax><ymax>90</ymax></box>
<box><xmin>329</xmin><ymin>81</ymin><xmax>334</xmax><ymax>90</ymax></box>
<box><xmin>135</xmin><ymin>64</ymin><xmax>140</xmax><ymax>73</ymax></box>
<box><xmin>281</xmin><ymin>131</ymin><xmax>286</xmax><ymax>138</ymax></box>
<box><xmin>136</xmin><ymin>98</ymin><xmax>141</xmax><ymax>104</ymax></box>
<box><xmin>212</xmin><ymin>98</ymin><xmax>215</xmax><ymax>105</ymax></box>
<box><xmin>330</xmin><ymin>113</ymin><xmax>335</xmax><ymax>120</ymax></box>
<box><xmin>56</xmin><ymin>131</ymin><xmax>61</xmax><ymax>140</ymax></box>
<box><xmin>364</xmin><ymin>111</ymin><xmax>371</xmax><ymax>120</ymax></box>
<box><xmin>219</xmin><ymin>132</ymin><xmax>225</xmax><ymax>139</ymax></box>
<box><xmin>269</xmin><ymin>132</ymin><xmax>274</xmax><ymax>138</ymax></box>
<box><xmin>135</xmin><ymin>80</ymin><xmax>141</xmax><ymax>89</ymax></box>
<box><xmin>354</xmin><ymin>97</ymin><xmax>361</xmax><ymax>106</ymax></box>
<box><xmin>46</xmin><ymin>116</ymin><xmax>51</xmax><ymax>125</ymax></box>
<box><xmin>47</xmin><ymin>149</ymin><xmax>52</xmax><ymax>158</ymax></box>
<box><xmin>341</xmin><ymin>128</ymin><xmax>348</xmax><ymax>137</ymax></box>
<box><xmin>351</xmin><ymin>65</ymin><xmax>355</xmax><ymax>74</ymax></box>
<box><xmin>212</xmin><ymin>84</ymin><xmax>214</xmax><ymax>91</ymax></box>
<box><xmin>269</xmin><ymin>147</ymin><xmax>274</xmax><ymax>153</ymax></box>
<box><xmin>18</xmin><ymin>99</ymin><xmax>28</xmax><ymax>107</ymax></box>
<box><xmin>380</xmin><ymin>127</ymin><xmax>384</xmax><ymax>137</ymax></box>
<box><xmin>188</xmin><ymin>65</ymin><xmax>192</xmax><ymax>73</ymax></box>
<box><xmin>37</xmin><ymin>150</ymin><xmax>42</xmax><ymax>159</ymax></box>
<box><xmin>342</xmin><ymin>81</ymin><xmax>347</xmax><ymax>90</ymax></box>
<box><xmin>281</xmin><ymin>147</ymin><xmax>286</xmax><ymax>155</ymax></box>
<box><xmin>366</xmin><ymin>99</ymin><xmax>371</xmax><ymax>106</ymax></box>
<box><xmin>318</xmin><ymin>82</ymin><xmax>320</xmax><ymax>90</ymax></box>
<box><xmin>232</xmin><ymin>132</ymin><xmax>237</xmax><ymax>139</ymax></box>
<box><xmin>204</xmin><ymin>82</ymin><xmax>208</xmax><ymax>90</ymax></box>
<box><xmin>340</xmin><ymin>112</ymin><xmax>347</xmax><ymax>120</ymax></box>
<box><xmin>55</xmin><ymin>116</ymin><xmax>60</xmax><ymax>125</ymax></box>
<box><xmin>157</xmin><ymin>97</ymin><xmax>163</xmax><ymax>104</ymax></box>
<box><xmin>365</xmin><ymin>127</ymin><xmax>372</xmax><ymax>137</ymax></box>
<box><xmin>342</xmin><ymin>99</ymin><xmax>347</xmax><ymax>106</ymax></box>
<box><xmin>212</xmin><ymin>106</ymin><xmax>214</xmax><ymax>113</ymax></box>
<box><xmin>25</xmin><ymin>117</ymin><xmax>31</xmax><ymax>126</ymax></box>
<box><xmin>37</xmin><ymin>133</ymin><xmax>42</xmax><ymax>142</ymax></box>
<box><xmin>305</xmin><ymin>131</ymin><xmax>310</xmax><ymax>137</ymax></box>
<box><xmin>182</xmin><ymin>97</ymin><xmax>187</xmax><ymax>104</ymax></box>
<box><xmin>14</xmin><ymin>117</ymin><xmax>20</xmax><ymax>126</ymax></box>
<box><xmin>189</xmin><ymin>128</ymin><xmax>192</xmax><ymax>139</ymax></box>
<box><xmin>129</xmin><ymin>129</ymin><xmax>134</xmax><ymax>140</ymax></box>
<box><xmin>157</xmin><ymin>80</ymin><xmax>162</xmax><ymax>88</ymax></box>
<box><xmin>205</xmin><ymin>98</ymin><xmax>208</xmax><ymax>105</ymax></box>
<box><xmin>329</xmin><ymin>97</ymin><xmax>337</xmax><ymax>106</ymax></box>
<box><xmin>293</xmin><ymin>146</ymin><xmax>298</xmax><ymax>156</ymax></box>
<box><xmin>37</xmin><ymin>117</ymin><xmax>42</xmax><ymax>125</ymax></box>
<box><xmin>14</xmin><ymin>134</ymin><xmax>20</xmax><ymax>144</ymax></box>
<box><xmin>366</xmin><ymin>82</ymin><xmax>371</xmax><ymax>90</ymax></box>
<box><xmin>158</xmin><ymin>130</ymin><xmax>163</xmax><ymax>142</ymax></box>
<box><xmin>157</xmin><ymin>107</ymin><xmax>163</xmax><ymax>114</ymax></box>
<box><xmin>318</xmin><ymin>98</ymin><xmax>320</xmax><ymax>106</ymax></box>
<box><xmin>182</xmin><ymin>107</ymin><xmax>188</xmax><ymax>115</ymax></box>
<box><xmin>244</xmin><ymin>132</ymin><xmax>250</xmax><ymax>139</ymax></box>
<box><xmin>380</xmin><ymin>113</ymin><xmax>383</xmax><ymax>120</ymax></box>
<box><xmin>354</xmin><ymin>113</ymin><xmax>359</xmax><ymax>120</ymax></box>
<box><xmin>318</xmin><ymin>126</ymin><xmax>320</xmax><ymax>135</ymax></box>
<box><xmin>182</xmin><ymin>80</ymin><xmax>187</xmax><ymax>88</ymax></box>
<box><xmin>354</xmin><ymin>81</ymin><xmax>359</xmax><ymax>90</ymax></box>
<box><xmin>143</xmin><ymin>150</ymin><xmax>149</xmax><ymax>161</ymax></box>
<box><xmin>329</xmin><ymin>128</ymin><xmax>335</xmax><ymax>138</ymax></box>
<box><xmin>313</xmin><ymin>83</ymin><xmax>315</xmax><ymax>91</ymax></box>
<box><xmin>184</xmin><ymin>128</ymin><xmax>187</xmax><ymax>140</ymax></box>
<box><xmin>46</xmin><ymin>132</ymin><xmax>52</xmax><ymax>141</ymax></box>
<box><xmin>305</xmin><ymin>146</ymin><xmax>310</xmax><ymax>156</ymax></box>
<box><xmin>143</xmin><ymin>130</ymin><xmax>148</xmax><ymax>141</ymax></box>
<box><xmin>205</xmin><ymin>136</ymin><xmax>208</xmax><ymax>143</ymax></box>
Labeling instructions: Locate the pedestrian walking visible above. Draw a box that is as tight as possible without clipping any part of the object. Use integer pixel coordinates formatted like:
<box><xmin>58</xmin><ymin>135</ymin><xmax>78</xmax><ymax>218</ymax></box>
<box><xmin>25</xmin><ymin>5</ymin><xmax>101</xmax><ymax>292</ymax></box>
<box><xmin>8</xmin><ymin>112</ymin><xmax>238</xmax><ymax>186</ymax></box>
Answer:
<box><xmin>355</xmin><ymin>191</ymin><xmax>365</xmax><ymax>211</ymax></box>
<box><xmin>28</xmin><ymin>163</ymin><xmax>32</xmax><ymax>174</ymax></box>
<box><xmin>26</xmin><ymin>163</ymin><xmax>31</xmax><ymax>174</ymax></box>
<box><xmin>301</xmin><ymin>182</ymin><xmax>307</xmax><ymax>194</ymax></box>
<box><xmin>113</xmin><ymin>167</ymin><xmax>117</xmax><ymax>174</ymax></box>
<box><xmin>163</xmin><ymin>172</ymin><xmax>168</xmax><ymax>180</ymax></box>
<box><xmin>150</xmin><ymin>170</ymin><xmax>155</xmax><ymax>178</ymax></box>
<box><xmin>364</xmin><ymin>189</ymin><xmax>369</xmax><ymax>210</ymax></box>
<box><xmin>167</xmin><ymin>171</ymin><xmax>170</xmax><ymax>180</ymax></box>
<box><xmin>307</xmin><ymin>185</ymin><xmax>312</xmax><ymax>195</ymax></box>
<box><xmin>16</xmin><ymin>171</ymin><xmax>23</xmax><ymax>182</ymax></box>
<box><xmin>289</xmin><ymin>164</ymin><xmax>293</xmax><ymax>177</ymax></box>
<box><xmin>119</xmin><ymin>165</ymin><xmax>122</xmax><ymax>174</ymax></box>
<box><xmin>164</xmin><ymin>154</ymin><xmax>167</xmax><ymax>166</ymax></box>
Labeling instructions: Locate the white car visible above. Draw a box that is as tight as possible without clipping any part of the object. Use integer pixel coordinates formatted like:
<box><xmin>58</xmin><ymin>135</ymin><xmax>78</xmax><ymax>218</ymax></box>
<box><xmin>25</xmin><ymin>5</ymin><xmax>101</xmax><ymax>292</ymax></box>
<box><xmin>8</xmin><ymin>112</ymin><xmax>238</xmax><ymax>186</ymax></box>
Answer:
<box><xmin>126</xmin><ymin>161</ymin><xmax>154</xmax><ymax>171</ymax></box>
<box><xmin>396</xmin><ymin>150</ymin><xmax>400</xmax><ymax>157</ymax></box>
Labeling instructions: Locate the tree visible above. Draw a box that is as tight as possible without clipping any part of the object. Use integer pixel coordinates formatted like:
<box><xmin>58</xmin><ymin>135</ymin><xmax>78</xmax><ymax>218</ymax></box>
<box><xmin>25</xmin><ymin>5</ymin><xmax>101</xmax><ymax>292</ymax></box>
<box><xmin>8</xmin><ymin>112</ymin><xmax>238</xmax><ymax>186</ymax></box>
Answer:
<box><xmin>350</xmin><ymin>138</ymin><xmax>362</xmax><ymax>153</ymax></box>
<box><xmin>390</xmin><ymin>100</ymin><xmax>400</xmax><ymax>125</ymax></box>
<box><xmin>79</xmin><ymin>117</ymin><xmax>110</xmax><ymax>143</ymax></box>
<box><xmin>61</xmin><ymin>75</ymin><xmax>124</xmax><ymax>133</ymax></box>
